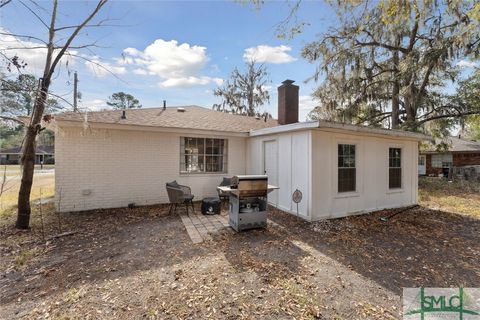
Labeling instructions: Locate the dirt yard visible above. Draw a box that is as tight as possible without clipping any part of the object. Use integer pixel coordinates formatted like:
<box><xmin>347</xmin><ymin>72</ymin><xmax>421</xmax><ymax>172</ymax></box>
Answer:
<box><xmin>0</xmin><ymin>174</ymin><xmax>479</xmax><ymax>319</ymax></box>
<box><xmin>1</xmin><ymin>203</ymin><xmax>479</xmax><ymax>319</ymax></box>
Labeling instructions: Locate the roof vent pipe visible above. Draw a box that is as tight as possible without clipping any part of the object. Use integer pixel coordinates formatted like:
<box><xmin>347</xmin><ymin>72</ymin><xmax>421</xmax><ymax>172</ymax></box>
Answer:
<box><xmin>163</xmin><ymin>100</ymin><xmax>166</xmax><ymax>110</ymax></box>
<box><xmin>121</xmin><ymin>110</ymin><xmax>126</xmax><ymax>119</ymax></box>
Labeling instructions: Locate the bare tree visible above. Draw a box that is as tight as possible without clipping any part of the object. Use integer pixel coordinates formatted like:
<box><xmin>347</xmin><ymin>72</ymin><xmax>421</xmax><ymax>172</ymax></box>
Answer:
<box><xmin>1</xmin><ymin>0</ymin><xmax>109</xmax><ymax>229</ymax></box>
<box><xmin>213</xmin><ymin>60</ymin><xmax>271</xmax><ymax>118</ymax></box>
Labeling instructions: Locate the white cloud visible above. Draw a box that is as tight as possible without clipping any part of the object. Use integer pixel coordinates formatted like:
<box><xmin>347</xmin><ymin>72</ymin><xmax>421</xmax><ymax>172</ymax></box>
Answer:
<box><xmin>0</xmin><ymin>28</ymin><xmax>128</xmax><ymax>80</ymax></box>
<box><xmin>298</xmin><ymin>95</ymin><xmax>319</xmax><ymax>121</ymax></box>
<box><xmin>299</xmin><ymin>95</ymin><xmax>318</xmax><ymax>111</ymax></box>
<box><xmin>243</xmin><ymin>45</ymin><xmax>296</xmax><ymax>64</ymax></box>
<box><xmin>457</xmin><ymin>60</ymin><xmax>478</xmax><ymax>68</ymax></box>
<box><xmin>0</xmin><ymin>28</ymin><xmax>76</xmax><ymax>74</ymax></box>
<box><xmin>80</xmin><ymin>99</ymin><xmax>109</xmax><ymax>112</ymax></box>
<box><xmin>132</xmin><ymin>68</ymin><xmax>148</xmax><ymax>75</ymax></box>
<box><xmin>84</xmin><ymin>59</ymin><xmax>127</xmax><ymax>77</ymax></box>
<box><xmin>119</xmin><ymin>39</ymin><xmax>219</xmax><ymax>88</ymax></box>
<box><xmin>114</xmin><ymin>56</ymin><xmax>135</xmax><ymax>65</ymax></box>
<box><xmin>160</xmin><ymin>76</ymin><xmax>223</xmax><ymax>88</ymax></box>
<box><xmin>122</xmin><ymin>39</ymin><xmax>209</xmax><ymax>81</ymax></box>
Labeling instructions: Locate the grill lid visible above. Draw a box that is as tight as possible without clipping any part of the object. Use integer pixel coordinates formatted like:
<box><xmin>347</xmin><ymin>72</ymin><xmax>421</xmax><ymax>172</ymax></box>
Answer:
<box><xmin>231</xmin><ymin>175</ymin><xmax>268</xmax><ymax>197</ymax></box>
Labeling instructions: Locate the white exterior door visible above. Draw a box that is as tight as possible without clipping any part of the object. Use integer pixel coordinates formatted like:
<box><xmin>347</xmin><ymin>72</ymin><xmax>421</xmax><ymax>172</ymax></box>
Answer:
<box><xmin>263</xmin><ymin>140</ymin><xmax>278</xmax><ymax>205</ymax></box>
<box><xmin>418</xmin><ymin>155</ymin><xmax>426</xmax><ymax>175</ymax></box>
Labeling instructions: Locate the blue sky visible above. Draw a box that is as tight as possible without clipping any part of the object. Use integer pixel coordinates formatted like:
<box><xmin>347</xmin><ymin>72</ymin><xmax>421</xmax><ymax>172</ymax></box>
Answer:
<box><xmin>1</xmin><ymin>1</ymin><xmax>338</xmax><ymax>119</ymax></box>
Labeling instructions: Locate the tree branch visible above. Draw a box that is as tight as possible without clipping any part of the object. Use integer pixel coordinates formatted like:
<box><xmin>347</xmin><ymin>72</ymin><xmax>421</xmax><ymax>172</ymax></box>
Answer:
<box><xmin>48</xmin><ymin>0</ymin><xmax>109</xmax><ymax>80</ymax></box>
<box><xmin>415</xmin><ymin>111</ymin><xmax>480</xmax><ymax>127</ymax></box>
<box><xmin>65</xmin><ymin>53</ymin><xmax>128</xmax><ymax>84</ymax></box>
<box><xmin>0</xmin><ymin>115</ymin><xmax>25</xmax><ymax>125</ymax></box>
<box><xmin>0</xmin><ymin>0</ymin><xmax>12</xmax><ymax>8</ymax></box>
<box><xmin>0</xmin><ymin>32</ymin><xmax>47</xmax><ymax>44</ymax></box>
<box><xmin>18</xmin><ymin>0</ymin><xmax>49</xmax><ymax>29</ymax></box>
<box><xmin>54</xmin><ymin>17</ymin><xmax>124</xmax><ymax>32</ymax></box>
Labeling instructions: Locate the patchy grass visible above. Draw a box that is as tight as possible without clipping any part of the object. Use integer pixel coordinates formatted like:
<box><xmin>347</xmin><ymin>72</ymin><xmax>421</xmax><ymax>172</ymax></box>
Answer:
<box><xmin>0</xmin><ymin>170</ymin><xmax>56</xmax><ymax>273</ymax></box>
<box><xmin>0</xmin><ymin>172</ymin><xmax>55</xmax><ymax>216</ymax></box>
<box><xmin>2</xmin><ymin>164</ymin><xmax>54</xmax><ymax>175</ymax></box>
<box><xmin>419</xmin><ymin>177</ymin><xmax>480</xmax><ymax>218</ymax></box>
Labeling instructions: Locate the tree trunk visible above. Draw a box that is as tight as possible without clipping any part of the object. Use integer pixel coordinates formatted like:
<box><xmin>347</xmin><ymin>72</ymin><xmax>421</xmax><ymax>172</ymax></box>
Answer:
<box><xmin>16</xmin><ymin>84</ymin><xmax>49</xmax><ymax>229</ymax></box>
<box><xmin>391</xmin><ymin>80</ymin><xmax>400</xmax><ymax>128</ymax></box>
<box><xmin>391</xmin><ymin>38</ymin><xmax>400</xmax><ymax>129</ymax></box>
<box><xmin>16</xmin><ymin>126</ymin><xmax>37</xmax><ymax>229</ymax></box>
<box><xmin>404</xmin><ymin>86</ymin><xmax>416</xmax><ymax>130</ymax></box>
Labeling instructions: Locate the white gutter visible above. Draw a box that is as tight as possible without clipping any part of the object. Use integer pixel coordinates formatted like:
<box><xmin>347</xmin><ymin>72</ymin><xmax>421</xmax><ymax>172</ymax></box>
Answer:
<box><xmin>249</xmin><ymin>120</ymin><xmax>431</xmax><ymax>141</ymax></box>
<box><xmin>249</xmin><ymin>121</ymin><xmax>319</xmax><ymax>136</ymax></box>
<box><xmin>317</xmin><ymin>120</ymin><xmax>431</xmax><ymax>141</ymax></box>
<box><xmin>54</xmin><ymin>120</ymin><xmax>250</xmax><ymax>138</ymax></box>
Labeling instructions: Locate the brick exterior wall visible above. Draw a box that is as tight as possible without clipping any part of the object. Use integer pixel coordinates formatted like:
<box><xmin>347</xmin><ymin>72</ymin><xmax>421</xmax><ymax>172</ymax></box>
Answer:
<box><xmin>453</xmin><ymin>152</ymin><xmax>480</xmax><ymax>166</ymax></box>
<box><xmin>424</xmin><ymin>152</ymin><xmax>480</xmax><ymax>176</ymax></box>
<box><xmin>425</xmin><ymin>154</ymin><xmax>444</xmax><ymax>176</ymax></box>
<box><xmin>55</xmin><ymin>126</ymin><xmax>246</xmax><ymax>212</ymax></box>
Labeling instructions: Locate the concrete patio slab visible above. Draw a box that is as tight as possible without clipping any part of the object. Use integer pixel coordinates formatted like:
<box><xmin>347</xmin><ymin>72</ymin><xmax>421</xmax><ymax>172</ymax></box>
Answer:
<box><xmin>180</xmin><ymin>209</ymin><xmax>231</xmax><ymax>243</ymax></box>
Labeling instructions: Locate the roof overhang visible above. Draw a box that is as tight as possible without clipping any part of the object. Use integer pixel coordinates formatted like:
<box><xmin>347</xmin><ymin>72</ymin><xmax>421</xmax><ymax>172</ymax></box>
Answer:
<box><xmin>250</xmin><ymin>120</ymin><xmax>432</xmax><ymax>141</ymax></box>
<box><xmin>420</xmin><ymin>150</ymin><xmax>480</xmax><ymax>154</ymax></box>
<box><xmin>54</xmin><ymin>119</ymin><xmax>250</xmax><ymax>137</ymax></box>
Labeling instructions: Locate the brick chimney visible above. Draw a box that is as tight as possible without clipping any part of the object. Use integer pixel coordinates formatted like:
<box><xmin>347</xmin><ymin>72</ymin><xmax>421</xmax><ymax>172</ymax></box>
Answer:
<box><xmin>278</xmin><ymin>79</ymin><xmax>299</xmax><ymax>125</ymax></box>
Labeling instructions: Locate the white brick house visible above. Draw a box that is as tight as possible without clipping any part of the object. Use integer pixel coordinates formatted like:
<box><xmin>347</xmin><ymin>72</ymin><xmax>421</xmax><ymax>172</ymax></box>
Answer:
<box><xmin>51</xmin><ymin>80</ymin><xmax>429</xmax><ymax>221</ymax></box>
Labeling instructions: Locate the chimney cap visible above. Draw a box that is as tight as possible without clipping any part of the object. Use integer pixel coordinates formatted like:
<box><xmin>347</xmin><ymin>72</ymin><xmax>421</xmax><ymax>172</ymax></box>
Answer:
<box><xmin>282</xmin><ymin>79</ymin><xmax>295</xmax><ymax>85</ymax></box>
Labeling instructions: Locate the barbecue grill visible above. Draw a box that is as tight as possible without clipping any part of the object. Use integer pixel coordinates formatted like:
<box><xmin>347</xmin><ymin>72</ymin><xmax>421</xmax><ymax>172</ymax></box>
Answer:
<box><xmin>215</xmin><ymin>175</ymin><xmax>274</xmax><ymax>231</ymax></box>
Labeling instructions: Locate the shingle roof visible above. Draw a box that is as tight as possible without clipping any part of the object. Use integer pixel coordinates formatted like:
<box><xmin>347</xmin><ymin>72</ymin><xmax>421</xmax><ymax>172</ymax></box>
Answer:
<box><xmin>54</xmin><ymin>106</ymin><xmax>278</xmax><ymax>133</ymax></box>
<box><xmin>0</xmin><ymin>145</ymin><xmax>54</xmax><ymax>154</ymax></box>
<box><xmin>424</xmin><ymin>136</ymin><xmax>480</xmax><ymax>153</ymax></box>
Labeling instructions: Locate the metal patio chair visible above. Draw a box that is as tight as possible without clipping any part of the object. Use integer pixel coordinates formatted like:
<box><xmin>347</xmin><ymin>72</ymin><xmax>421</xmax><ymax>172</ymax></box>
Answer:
<box><xmin>217</xmin><ymin>177</ymin><xmax>232</xmax><ymax>208</ymax></box>
<box><xmin>166</xmin><ymin>180</ymin><xmax>195</xmax><ymax>214</ymax></box>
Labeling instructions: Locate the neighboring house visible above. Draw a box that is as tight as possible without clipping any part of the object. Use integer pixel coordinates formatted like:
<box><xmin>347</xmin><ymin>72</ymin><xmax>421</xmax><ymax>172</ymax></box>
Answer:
<box><xmin>0</xmin><ymin>145</ymin><xmax>54</xmax><ymax>165</ymax></box>
<box><xmin>418</xmin><ymin>136</ymin><xmax>480</xmax><ymax>176</ymax></box>
<box><xmin>50</xmin><ymin>80</ymin><xmax>428</xmax><ymax>221</ymax></box>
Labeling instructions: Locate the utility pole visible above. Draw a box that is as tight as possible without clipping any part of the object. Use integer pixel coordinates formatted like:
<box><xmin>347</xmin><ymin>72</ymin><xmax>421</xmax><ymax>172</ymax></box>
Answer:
<box><xmin>73</xmin><ymin>71</ymin><xmax>78</xmax><ymax>112</ymax></box>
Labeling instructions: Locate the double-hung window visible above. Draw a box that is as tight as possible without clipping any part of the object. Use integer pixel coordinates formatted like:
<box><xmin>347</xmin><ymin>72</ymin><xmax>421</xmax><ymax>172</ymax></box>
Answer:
<box><xmin>180</xmin><ymin>137</ymin><xmax>228</xmax><ymax>173</ymax></box>
<box><xmin>389</xmin><ymin>148</ymin><xmax>402</xmax><ymax>189</ymax></box>
<box><xmin>338</xmin><ymin>144</ymin><xmax>356</xmax><ymax>193</ymax></box>
<box><xmin>431</xmin><ymin>154</ymin><xmax>452</xmax><ymax>168</ymax></box>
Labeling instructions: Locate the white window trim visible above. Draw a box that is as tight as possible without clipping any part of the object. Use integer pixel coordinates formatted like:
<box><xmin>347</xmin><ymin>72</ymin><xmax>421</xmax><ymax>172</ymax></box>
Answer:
<box><xmin>333</xmin><ymin>138</ymin><xmax>362</xmax><ymax>198</ymax></box>
<box><xmin>179</xmin><ymin>137</ymin><xmax>228</xmax><ymax>174</ymax></box>
<box><xmin>386</xmin><ymin>144</ymin><xmax>404</xmax><ymax>193</ymax></box>
<box><xmin>431</xmin><ymin>153</ymin><xmax>453</xmax><ymax>169</ymax></box>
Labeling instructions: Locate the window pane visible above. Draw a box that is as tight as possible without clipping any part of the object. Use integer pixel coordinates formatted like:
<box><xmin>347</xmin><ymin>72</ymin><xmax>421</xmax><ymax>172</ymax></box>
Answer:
<box><xmin>389</xmin><ymin>148</ymin><xmax>401</xmax><ymax>188</ymax></box>
<box><xmin>389</xmin><ymin>168</ymin><xmax>402</xmax><ymax>189</ymax></box>
<box><xmin>205</xmin><ymin>138</ymin><xmax>214</xmax><ymax>154</ymax></box>
<box><xmin>338</xmin><ymin>168</ymin><xmax>356</xmax><ymax>192</ymax></box>
<box><xmin>212</xmin><ymin>139</ymin><xmax>221</xmax><ymax>154</ymax></box>
<box><xmin>181</xmin><ymin>137</ymin><xmax>227</xmax><ymax>173</ymax></box>
<box><xmin>206</xmin><ymin>155</ymin><xmax>221</xmax><ymax>172</ymax></box>
<box><xmin>338</xmin><ymin>144</ymin><xmax>356</xmax><ymax>192</ymax></box>
<box><xmin>197</xmin><ymin>138</ymin><xmax>204</xmax><ymax>155</ymax></box>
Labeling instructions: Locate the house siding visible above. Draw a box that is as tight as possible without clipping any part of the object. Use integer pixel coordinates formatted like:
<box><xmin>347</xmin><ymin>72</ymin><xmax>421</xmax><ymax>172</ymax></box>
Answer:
<box><xmin>247</xmin><ymin>131</ymin><xmax>312</xmax><ymax>220</ymax></box>
<box><xmin>55</xmin><ymin>126</ymin><xmax>246</xmax><ymax>212</ymax></box>
<box><xmin>247</xmin><ymin>129</ymin><xmax>418</xmax><ymax>221</ymax></box>
<box><xmin>310</xmin><ymin>131</ymin><xmax>418</xmax><ymax>220</ymax></box>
